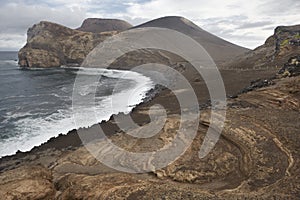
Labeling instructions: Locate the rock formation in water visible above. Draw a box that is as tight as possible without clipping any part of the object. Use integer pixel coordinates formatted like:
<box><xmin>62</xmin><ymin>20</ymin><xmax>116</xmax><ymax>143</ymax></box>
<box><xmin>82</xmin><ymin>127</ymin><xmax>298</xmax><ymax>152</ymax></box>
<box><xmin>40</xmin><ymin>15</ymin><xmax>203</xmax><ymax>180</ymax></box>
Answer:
<box><xmin>18</xmin><ymin>21</ymin><xmax>119</xmax><ymax>68</ymax></box>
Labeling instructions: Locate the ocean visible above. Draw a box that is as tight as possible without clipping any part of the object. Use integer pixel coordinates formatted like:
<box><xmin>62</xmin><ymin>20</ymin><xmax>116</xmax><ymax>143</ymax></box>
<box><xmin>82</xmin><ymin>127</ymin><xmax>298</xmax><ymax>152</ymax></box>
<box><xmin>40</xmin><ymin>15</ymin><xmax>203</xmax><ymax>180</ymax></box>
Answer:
<box><xmin>0</xmin><ymin>51</ymin><xmax>153</xmax><ymax>157</ymax></box>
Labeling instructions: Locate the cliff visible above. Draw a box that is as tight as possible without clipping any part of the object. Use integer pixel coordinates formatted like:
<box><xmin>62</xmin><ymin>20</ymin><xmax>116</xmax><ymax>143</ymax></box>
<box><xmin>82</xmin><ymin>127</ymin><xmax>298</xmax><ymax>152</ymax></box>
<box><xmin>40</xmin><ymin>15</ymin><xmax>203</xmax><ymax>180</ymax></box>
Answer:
<box><xmin>18</xmin><ymin>21</ymin><xmax>118</xmax><ymax>68</ymax></box>
<box><xmin>223</xmin><ymin>24</ymin><xmax>300</xmax><ymax>69</ymax></box>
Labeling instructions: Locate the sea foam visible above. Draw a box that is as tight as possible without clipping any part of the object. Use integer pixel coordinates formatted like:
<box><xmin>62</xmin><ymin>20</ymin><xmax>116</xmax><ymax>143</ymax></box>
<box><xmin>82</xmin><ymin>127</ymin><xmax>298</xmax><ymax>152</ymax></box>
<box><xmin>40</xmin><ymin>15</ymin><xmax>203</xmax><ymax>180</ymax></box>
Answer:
<box><xmin>0</xmin><ymin>67</ymin><xmax>153</xmax><ymax>157</ymax></box>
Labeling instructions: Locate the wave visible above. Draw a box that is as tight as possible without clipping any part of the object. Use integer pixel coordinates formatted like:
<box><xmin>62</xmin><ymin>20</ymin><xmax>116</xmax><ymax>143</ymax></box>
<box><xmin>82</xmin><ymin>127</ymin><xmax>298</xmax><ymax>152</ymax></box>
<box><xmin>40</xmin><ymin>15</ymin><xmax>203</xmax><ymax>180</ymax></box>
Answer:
<box><xmin>0</xmin><ymin>93</ymin><xmax>63</xmax><ymax>101</ymax></box>
<box><xmin>62</xmin><ymin>66</ymin><xmax>127</xmax><ymax>77</ymax></box>
<box><xmin>0</xmin><ymin>68</ymin><xmax>154</xmax><ymax>157</ymax></box>
<box><xmin>0</xmin><ymin>59</ymin><xmax>18</xmax><ymax>63</ymax></box>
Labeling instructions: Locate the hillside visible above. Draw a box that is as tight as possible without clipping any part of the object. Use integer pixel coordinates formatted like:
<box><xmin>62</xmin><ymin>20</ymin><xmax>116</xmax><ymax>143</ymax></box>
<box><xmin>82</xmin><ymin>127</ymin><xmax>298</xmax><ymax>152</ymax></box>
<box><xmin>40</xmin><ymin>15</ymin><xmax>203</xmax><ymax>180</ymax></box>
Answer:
<box><xmin>223</xmin><ymin>24</ymin><xmax>300</xmax><ymax>69</ymax></box>
<box><xmin>133</xmin><ymin>16</ymin><xmax>249</xmax><ymax>65</ymax></box>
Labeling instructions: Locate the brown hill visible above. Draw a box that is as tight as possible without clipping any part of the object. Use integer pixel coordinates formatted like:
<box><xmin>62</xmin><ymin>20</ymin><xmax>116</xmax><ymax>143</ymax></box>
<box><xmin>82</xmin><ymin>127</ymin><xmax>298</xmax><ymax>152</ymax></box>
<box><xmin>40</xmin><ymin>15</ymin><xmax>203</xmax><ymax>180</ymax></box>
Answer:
<box><xmin>77</xmin><ymin>18</ymin><xmax>132</xmax><ymax>33</ymax></box>
<box><xmin>132</xmin><ymin>16</ymin><xmax>250</xmax><ymax>65</ymax></box>
<box><xmin>222</xmin><ymin>24</ymin><xmax>300</xmax><ymax>69</ymax></box>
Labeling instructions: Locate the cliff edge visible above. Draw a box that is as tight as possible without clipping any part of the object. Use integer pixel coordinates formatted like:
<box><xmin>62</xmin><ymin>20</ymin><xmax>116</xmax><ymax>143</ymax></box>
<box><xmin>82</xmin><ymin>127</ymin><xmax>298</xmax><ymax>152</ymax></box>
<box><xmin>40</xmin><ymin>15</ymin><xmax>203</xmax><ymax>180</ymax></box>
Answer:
<box><xmin>223</xmin><ymin>24</ymin><xmax>300</xmax><ymax>69</ymax></box>
<box><xmin>18</xmin><ymin>21</ymin><xmax>119</xmax><ymax>68</ymax></box>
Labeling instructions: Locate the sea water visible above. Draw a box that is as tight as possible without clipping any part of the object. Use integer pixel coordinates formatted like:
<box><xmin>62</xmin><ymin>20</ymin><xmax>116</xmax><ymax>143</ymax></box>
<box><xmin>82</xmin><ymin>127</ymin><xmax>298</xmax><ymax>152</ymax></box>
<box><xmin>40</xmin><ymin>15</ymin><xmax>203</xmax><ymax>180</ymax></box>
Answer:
<box><xmin>0</xmin><ymin>52</ymin><xmax>153</xmax><ymax>157</ymax></box>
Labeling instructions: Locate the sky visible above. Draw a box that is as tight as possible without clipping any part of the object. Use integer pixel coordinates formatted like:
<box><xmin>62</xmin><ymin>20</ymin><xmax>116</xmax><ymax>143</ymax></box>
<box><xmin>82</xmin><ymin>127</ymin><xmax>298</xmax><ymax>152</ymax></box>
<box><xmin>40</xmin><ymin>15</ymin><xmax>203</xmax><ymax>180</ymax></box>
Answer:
<box><xmin>0</xmin><ymin>0</ymin><xmax>300</xmax><ymax>51</ymax></box>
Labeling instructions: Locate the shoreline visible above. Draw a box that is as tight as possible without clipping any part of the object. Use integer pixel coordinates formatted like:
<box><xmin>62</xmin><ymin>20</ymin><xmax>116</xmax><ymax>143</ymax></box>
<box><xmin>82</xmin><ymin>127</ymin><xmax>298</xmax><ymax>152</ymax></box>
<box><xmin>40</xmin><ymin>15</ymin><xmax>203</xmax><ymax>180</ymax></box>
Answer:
<box><xmin>0</xmin><ymin>67</ymin><xmax>278</xmax><ymax>167</ymax></box>
<box><xmin>0</xmin><ymin>81</ymin><xmax>162</xmax><ymax>162</ymax></box>
<box><xmin>0</xmin><ymin>65</ymin><xmax>154</xmax><ymax>158</ymax></box>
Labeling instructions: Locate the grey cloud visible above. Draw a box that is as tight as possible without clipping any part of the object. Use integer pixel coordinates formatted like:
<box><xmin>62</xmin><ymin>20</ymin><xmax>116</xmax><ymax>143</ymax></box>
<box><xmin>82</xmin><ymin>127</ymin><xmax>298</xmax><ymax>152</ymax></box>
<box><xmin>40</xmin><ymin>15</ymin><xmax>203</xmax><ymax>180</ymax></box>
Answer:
<box><xmin>0</xmin><ymin>1</ymin><xmax>87</xmax><ymax>50</ymax></box>
<box><xmin>262</xmin><ymin>26</ymin><xmax>278</xmax><ymax>31</ymax></box>
<box><xmin>0</xmin><ymin>33</ymin><xmax>26</xmax><ymax>51</ymax></box>
<box><xmin>0</xmin><ymin>0</ymin><xmax>299</xmax><ymax>50</ymax></box>
<box><xmin>0</xmin><ymin>3</ymin><xmax>86</xmax><ymax>34</ymax></box>
<box><xmin>238</xmin><ymin>21</ymin><xmax>274</xmax><ymax>29</ymax></box>
<box><xmin>193</xmin><ymin>16</ymin><xmax>271</xmax><ymax>49</ymax></box>
<box><xmin>258</xmin><ymin>0</ymin><xmax>300</xmax><ymax>15</ymax></box>
<box><xmin>196</xmin><ymin>15</ymin><xmax>248</xmax><ymax>25</ymax></box>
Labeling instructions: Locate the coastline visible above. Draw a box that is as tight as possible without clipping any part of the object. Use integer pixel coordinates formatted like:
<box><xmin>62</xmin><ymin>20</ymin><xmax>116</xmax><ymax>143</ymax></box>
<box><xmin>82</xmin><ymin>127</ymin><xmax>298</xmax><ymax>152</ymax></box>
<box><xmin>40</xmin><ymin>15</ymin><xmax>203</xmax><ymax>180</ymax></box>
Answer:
<box><xmin>0</xmin><ymin>67</ymin><xmax>278</xmax><ymax>170</ymax></box>
<box><xmin>0</xmin><ymin>79</ymin><xmax>163</xmax><ymax>172</ymax></box>
<box><xmin>0</xmin><ymin>65</ymin><xmax>155</xmax><ymax>158</ymax></box>
<box><xmin>1</xmin><ymin>66</ymin><xmax>299</xmax><ymax>199</ymax></box>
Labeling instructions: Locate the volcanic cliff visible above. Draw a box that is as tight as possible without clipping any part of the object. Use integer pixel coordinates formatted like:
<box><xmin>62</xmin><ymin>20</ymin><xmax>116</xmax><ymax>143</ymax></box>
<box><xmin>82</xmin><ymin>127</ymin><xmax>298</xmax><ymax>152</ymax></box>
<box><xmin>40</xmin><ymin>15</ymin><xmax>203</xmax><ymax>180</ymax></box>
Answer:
<box><xmin>18</xmin><ymin>20</ymin><xmax>123</xmax><ymax>68</ymax></box>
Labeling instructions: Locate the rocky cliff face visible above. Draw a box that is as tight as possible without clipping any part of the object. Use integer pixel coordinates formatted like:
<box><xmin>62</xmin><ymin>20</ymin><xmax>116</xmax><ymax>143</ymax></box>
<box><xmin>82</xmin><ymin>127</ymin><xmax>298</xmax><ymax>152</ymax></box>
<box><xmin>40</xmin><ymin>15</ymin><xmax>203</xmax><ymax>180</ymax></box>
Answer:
<box><xmin>77</xmin><ymin>18</ymin><xmax>132</xmax><ymax>33</ymax></box>
<box><xmin>223</xmin><ymin>25</ymin><xmax>300</xmax><ymax>69</ymax></box>
<box><xmin>18</xmin><ymin>21</ymin><xmax>117</xmax><ymax>68</ymax></box>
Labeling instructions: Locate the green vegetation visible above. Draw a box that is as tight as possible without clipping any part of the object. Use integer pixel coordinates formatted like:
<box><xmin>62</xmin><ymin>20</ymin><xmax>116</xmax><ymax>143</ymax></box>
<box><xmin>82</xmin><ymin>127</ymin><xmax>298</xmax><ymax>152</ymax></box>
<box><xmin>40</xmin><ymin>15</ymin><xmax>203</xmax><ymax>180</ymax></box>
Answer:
<box><xmin>281</xmin><ymin>39</ymin><xmax>289</xmax><ymax>46</ymax></box>
<box><xmin>280</xmin><ymin>33</ymin><xmax>300</xmax><ymax>47</ymax></box>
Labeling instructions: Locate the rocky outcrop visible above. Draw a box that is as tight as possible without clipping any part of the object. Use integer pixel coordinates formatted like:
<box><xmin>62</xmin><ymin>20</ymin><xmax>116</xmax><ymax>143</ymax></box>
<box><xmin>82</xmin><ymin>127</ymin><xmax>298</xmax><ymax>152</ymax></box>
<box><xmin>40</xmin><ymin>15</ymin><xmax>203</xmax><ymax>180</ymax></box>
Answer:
<box><xmin>278</xmin><ymin>55</ymin><xmax>300</xmax><ymax>77</ymax></box>
<box><xmin>223</xmin><ymin>24</ymin><xmax>300</xmax><ymax>69</ymax></box>
<box><xmin>18</xmin><ymin>21</ymin><xmax>117</xmax><ymax>68</ymax></box>
<box><xmin>77</xmin><ymin>18</ymin><xmax>132</xmax><ymax>33</ymax></box>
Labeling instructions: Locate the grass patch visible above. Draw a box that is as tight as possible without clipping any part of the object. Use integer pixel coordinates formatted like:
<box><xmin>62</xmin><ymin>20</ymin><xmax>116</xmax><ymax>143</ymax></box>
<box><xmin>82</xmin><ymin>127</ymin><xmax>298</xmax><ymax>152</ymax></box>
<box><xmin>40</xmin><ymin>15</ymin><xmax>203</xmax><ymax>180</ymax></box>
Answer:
<box><xmin>281</xmin><ymin>39</ymin><xmax>289</xmax><ymax>46</ymax></box>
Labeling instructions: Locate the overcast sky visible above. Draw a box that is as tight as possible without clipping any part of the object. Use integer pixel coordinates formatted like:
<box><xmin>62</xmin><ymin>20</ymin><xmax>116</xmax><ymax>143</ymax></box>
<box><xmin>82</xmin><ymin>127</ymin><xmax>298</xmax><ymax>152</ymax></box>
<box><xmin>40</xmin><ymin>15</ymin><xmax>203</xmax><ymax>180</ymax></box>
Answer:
<box><xmin>1</xmin><ymin>0</ymin><xmax>300</xmax><ymax>50</ymax></box>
